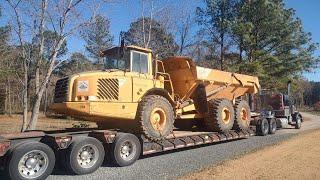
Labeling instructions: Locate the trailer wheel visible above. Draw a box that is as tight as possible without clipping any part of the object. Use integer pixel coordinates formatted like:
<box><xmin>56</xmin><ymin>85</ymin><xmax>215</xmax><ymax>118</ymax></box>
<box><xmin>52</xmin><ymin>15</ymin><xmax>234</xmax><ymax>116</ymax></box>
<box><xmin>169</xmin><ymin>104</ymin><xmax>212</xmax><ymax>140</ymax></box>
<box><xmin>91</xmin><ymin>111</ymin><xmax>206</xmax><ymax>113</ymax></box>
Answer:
<box><xmin>257</xmin><ymin>118</ymin><xmax>269</xmax><ymax>136</ymax></box>
<box><xmin>268</xmin><ymin>118</ymin><xmax>277</xmax><ymax>134</ymax></box>
<box><xmin>205</xmin><ymin>99</ymin><xmax>235</xmax><ymax>133</ymax></box>
<box><xmin>66</xmin><ymin>137</ymin><xmax>105</xmax><ymax>175</ymax></box>
<box><xmin>295</xmin><ymin>115</ymin><xmax>302</xmax><ymax>129</ymax></box>
<box><xmin>233</xmin><ymin>100</ymin><xmax>251</xmax><ymax>131</ymax></box>
<box><xmin>137</xmin><ymin>95</ymin><xmax>174</xmax><ymax>141</ymax></box>
<box><xmin>111</xmin><ymin>133</ymin><xmax>141</xmax><ymax>167</ymax></box>
<box><xmin>7</xmin><ymin>141</ymin><xmax>55</xmax><ymax>180</ymax></box>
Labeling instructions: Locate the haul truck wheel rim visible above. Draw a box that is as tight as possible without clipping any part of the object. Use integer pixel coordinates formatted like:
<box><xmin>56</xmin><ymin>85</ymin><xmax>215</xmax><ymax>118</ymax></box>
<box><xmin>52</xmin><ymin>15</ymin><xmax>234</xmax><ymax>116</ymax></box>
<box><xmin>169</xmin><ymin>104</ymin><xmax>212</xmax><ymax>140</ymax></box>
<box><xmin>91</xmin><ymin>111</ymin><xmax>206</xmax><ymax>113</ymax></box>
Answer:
<box><xmin>150</xmin><ymin>108</ymin><xmax>167</xmax><ymax>131</ymax></box>
<box><xmin>222</xmin><ymin>108</ymin><xmax>231</xmax><ymax>124</ymax></box>
<box><xmin>77</xmin><ymin>144</ymin><xmax>99</xmax><ymax>169</ymax></box>
<box><xmin>18</xmin><ymin>150</ymin><xmax>49</xmax><ymax>179</ymax></box>
<box><xmin>240</xmin><ymin>108</ymin><xmax>249</xmax><ymax>125</ymax></box>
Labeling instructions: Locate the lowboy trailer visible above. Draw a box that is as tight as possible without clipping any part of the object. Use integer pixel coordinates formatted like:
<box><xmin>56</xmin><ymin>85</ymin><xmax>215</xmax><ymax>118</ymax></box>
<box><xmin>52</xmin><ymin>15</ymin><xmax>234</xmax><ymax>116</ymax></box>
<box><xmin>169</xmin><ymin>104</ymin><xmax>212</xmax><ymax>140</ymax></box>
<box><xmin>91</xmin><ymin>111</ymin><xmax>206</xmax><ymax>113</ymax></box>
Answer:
<box><xmin>0</xmin><ymin>113</ymin><xmax>300</xmax><ymax>180</ymax></box>
<box><xmin>0</xmin><ymin>125</ymin><xmax>257</xmax><ymax>180</ymax></box>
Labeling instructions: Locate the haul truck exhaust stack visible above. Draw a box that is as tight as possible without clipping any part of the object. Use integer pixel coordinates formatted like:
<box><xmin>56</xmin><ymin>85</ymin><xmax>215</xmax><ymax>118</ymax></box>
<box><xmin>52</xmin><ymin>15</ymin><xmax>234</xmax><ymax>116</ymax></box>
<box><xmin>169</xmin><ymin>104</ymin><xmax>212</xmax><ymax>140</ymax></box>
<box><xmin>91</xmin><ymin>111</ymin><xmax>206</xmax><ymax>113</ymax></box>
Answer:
<box><xmin>50</xmin><ymin>45</ymin><xmax>260</xmax><ymax>141</ymax></box>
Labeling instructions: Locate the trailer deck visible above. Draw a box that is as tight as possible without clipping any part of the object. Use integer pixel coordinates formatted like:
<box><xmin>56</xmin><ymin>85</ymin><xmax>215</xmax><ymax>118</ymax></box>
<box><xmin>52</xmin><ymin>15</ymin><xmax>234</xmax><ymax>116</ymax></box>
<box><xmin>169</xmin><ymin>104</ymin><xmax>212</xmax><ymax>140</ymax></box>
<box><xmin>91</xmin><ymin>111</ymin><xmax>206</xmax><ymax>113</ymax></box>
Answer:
<box><xmin>0</xmin><ymin>125</ymin><xmax>259</xmax><ymax>180</ymax></box>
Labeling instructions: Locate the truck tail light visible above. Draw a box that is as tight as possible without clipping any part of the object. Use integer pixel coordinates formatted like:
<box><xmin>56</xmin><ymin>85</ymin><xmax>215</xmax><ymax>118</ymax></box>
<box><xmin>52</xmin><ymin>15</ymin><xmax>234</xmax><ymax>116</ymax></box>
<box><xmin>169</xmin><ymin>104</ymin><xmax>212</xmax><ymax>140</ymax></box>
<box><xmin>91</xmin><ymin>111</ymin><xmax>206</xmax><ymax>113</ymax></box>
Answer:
<box><xmin>0</xmin><ymin>141</ymin><xmax>11</xmax><ymax>156</ymax></box>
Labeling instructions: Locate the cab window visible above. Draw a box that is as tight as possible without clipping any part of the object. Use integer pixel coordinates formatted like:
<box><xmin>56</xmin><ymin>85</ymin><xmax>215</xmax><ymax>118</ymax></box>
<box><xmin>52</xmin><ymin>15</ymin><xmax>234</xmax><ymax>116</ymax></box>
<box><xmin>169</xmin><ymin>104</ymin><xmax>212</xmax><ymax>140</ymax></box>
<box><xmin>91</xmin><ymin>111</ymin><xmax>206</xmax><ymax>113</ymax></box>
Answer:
<box><xmin>131</xmin><ymin>51</ymin><xmax>149</xmax><ymax>74</ymax></box>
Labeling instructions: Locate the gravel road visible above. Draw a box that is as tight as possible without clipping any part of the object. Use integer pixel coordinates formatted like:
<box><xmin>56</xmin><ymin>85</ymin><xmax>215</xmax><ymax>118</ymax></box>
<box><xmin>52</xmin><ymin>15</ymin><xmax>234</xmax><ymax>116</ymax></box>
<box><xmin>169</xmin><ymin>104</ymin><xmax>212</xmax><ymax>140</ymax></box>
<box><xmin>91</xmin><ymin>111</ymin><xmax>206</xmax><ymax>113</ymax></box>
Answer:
<box><xmin>2</xmin><ymin>112</ymin><xmax>319</xmax><ymax>180</ymax></box>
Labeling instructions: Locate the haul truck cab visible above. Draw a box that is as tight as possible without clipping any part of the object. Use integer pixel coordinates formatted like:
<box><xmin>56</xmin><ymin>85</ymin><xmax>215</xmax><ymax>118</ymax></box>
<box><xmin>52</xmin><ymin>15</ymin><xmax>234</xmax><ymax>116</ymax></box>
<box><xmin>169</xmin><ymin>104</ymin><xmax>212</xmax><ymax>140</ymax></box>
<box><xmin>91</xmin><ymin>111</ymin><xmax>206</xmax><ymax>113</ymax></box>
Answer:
<box><xmin>51</xmin><ymin>44</ymin><xmax>260</xmax><ymax>141</ymax></box>
<box><xmin>50</xmin><ymin>45</ymin><xmax>176</xmax><ymax>141</ymax></box>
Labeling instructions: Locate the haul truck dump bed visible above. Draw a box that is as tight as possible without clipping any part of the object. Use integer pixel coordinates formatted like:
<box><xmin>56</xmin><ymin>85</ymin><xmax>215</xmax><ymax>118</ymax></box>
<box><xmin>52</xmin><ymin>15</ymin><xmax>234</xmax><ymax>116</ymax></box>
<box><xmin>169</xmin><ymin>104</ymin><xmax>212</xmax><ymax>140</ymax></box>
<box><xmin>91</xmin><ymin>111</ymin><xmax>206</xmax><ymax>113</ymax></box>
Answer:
<box><xmin>162</xmin><ymin>57</ymin><xmax>260</xmax><ymax>102</ymax></box>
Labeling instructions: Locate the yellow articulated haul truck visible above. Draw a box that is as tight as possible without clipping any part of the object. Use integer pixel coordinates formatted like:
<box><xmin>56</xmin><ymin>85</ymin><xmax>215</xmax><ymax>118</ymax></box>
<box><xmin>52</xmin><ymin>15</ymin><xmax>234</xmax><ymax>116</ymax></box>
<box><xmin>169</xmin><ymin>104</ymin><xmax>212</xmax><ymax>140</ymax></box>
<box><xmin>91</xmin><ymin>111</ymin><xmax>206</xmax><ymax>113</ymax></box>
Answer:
<box><xmin>50</xmin><ymin>45</ymin><xmax>260</xmax><ymax>141</ymax></box>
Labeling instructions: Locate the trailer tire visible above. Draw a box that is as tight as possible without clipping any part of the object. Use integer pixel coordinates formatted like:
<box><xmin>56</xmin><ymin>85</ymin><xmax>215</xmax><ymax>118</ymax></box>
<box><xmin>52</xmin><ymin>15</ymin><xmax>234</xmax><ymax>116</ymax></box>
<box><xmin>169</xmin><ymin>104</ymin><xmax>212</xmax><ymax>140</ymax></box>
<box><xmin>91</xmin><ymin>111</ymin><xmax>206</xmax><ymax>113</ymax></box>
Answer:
<box><xmin>268</xmin><ymin>118</ymin><xmax>277</xmax><ymax>134</ymax></box>
<box><xmin>205</xmin><ymin>99</ymin><xmax>235</xmax><ymax>133</ymax></box>
<box><xmin>7</xmin><ymin>141</ymin><xmax>55</xmax><ymax>180</ymax></box>
<box><xmin>111</xmin><ymin>133</ymin><xmax>141</xmax><ymax>167</ymax></box>
<box><xmin>137</xmin><ymin>95</ymin><xmax>174</xmax><ymax>141</ymax></box>
<box><xmin>65</xmin><ymin>137</ymin><xmax>105</xmax><ymax>175</ymax></box>
<box><xmin>233</xmin><ymin>100</ymin><xmax>251</xmax><ymax>131</ymax></box>
<box><xmin>257</xmin><ymin>118</ymin><xmax>269</xmax><ymax>136</ymax></box>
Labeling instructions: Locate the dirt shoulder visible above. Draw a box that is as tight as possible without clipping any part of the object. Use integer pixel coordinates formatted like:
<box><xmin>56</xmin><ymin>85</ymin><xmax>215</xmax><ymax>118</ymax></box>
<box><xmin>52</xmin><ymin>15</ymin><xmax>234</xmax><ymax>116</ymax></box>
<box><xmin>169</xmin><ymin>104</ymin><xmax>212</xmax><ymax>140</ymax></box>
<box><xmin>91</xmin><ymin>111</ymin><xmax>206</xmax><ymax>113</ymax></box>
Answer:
<box><xmin>182</xmin><ymin>129</ymin><xmax>320</xmax><ymax>180</ymax></box>
<box><xmin>0</xmin><ymin>114</ymin><xmax>97</xmax><ymax>134</ymax></box>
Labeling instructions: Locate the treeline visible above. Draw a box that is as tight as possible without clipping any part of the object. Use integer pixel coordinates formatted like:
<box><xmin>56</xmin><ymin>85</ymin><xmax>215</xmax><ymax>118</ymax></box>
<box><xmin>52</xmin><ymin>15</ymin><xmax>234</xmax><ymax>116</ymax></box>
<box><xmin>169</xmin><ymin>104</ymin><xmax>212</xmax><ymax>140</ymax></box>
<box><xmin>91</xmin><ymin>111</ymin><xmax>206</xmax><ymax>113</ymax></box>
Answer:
<box><xmin>0</xmin><ymin>0</ymin><xmax>319</xmax><ymax>131</ymax></box>
<box><xmin>304</xmin><ymin>82</ymin><xmax>320</xmax><ymax>108</ymax></box>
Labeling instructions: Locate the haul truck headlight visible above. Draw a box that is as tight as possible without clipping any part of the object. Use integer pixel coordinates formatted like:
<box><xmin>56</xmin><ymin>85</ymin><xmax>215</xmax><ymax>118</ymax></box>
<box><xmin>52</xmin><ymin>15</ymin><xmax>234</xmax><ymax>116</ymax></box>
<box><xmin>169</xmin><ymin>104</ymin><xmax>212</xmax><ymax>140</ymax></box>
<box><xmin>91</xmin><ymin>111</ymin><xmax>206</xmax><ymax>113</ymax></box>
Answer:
<box><xmin>88</xmin><ymin>96</ymin><xmax>97</xmax><ymax>101</ymax></box>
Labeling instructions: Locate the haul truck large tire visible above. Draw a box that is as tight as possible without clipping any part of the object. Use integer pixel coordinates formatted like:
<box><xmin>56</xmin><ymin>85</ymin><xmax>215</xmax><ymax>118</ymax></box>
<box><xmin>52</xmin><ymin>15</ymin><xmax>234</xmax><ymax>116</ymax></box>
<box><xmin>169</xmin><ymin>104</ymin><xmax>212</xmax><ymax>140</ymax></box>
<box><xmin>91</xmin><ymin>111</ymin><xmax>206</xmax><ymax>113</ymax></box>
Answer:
<box><xmin>233</xmin><ymin>100</ymin><xmax>251</xmax><ymax>131</ymax></box>
<box><xmin>137</xmin><ymin>95</ymin><xmax>174</xmax><ymax>141</ymax></box>
<box><xmin>205</xmin><ymin>99</ymin><xmax>235</xmax><ymax>133</ymax></box>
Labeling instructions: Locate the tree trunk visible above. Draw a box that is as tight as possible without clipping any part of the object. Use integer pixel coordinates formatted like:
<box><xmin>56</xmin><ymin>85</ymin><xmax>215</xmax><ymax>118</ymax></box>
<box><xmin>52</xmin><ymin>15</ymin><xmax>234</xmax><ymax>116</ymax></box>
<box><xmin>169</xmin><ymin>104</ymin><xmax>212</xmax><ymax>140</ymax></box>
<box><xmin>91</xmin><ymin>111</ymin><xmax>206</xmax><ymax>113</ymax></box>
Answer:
<box><xmin>21</xmin><ymin>59</ymin><xmax>28</xmax><ymax>132</ymax></box>
<box><xmin>26</xmin><ymin>38</ymin><xmax>65</xmax><ymax>130</ymax></box>
<box><xmin>44</xmin><ymin>84</ymin><xmax>48</xmax><ymax>114</ymax></box>
<box><xmin>35</xmin><ymin>0</ymin><xmax>47</xmax><ymax>94</ymax></box>
<box><xmin>35</xmin><ymin>68</ymin><xmax>40</xmax><ymax>94</ymax></box>
<box><xmin>4</xmin><ymin>83</ymin><xmax>7</xmax><ymax>115</ymax></box>
<box><xmin>8</xmin><ymin>78</ymin><xmax>12</xmax><ymax>116</ymax></box>
<box><xmin>220</xmin><ymin>33</ymin><xmax>224</xmax><ymax>70</ymax></box>
<box><xmin>239</xmin><ymin>38</ymin><xmax>243</xmax><ymax>62</ymax></box>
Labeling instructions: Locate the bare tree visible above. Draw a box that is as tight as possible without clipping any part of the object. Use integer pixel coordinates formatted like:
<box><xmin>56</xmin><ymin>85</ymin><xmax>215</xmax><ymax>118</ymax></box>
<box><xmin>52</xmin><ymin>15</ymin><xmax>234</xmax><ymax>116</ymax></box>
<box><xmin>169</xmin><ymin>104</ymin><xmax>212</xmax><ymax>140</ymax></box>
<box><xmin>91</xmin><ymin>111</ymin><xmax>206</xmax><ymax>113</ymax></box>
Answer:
<box><xmin>6</xmin><ymin>0</ymin><xmax>98</xmax><ymax>131</ymax></box>
<box><xmin>35</xmin><ymin>0</ymin><xmax>48</xmax><ymax>95</ymax></box>
<box><xmin>6</xmin><ymin>0</ymin><xmax>31</xmax><ymax>131</ymax></box>
<box><xmin>141</xmin><ymin>0</ymin><xmax>154</xmax><ymax>48</ymax></box>
<box><xmin>27</xmin><ymin>0</ymin><xmax>87</xmax><ymax>130</ymax></box>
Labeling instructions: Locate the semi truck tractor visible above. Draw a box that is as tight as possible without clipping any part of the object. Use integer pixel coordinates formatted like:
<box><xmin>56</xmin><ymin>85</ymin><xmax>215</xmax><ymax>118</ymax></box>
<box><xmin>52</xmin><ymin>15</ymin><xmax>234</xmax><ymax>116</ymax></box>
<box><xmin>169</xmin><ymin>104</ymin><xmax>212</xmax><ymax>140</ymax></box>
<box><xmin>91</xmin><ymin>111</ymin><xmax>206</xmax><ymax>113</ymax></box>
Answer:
<box><xmin>254</xmin><ymin>81</ymin><xmax>303</xmax><ymax>135</ymax></box>
<box><xmin>50</xmin><ymin>44</ymin><xmax>260</xmax><ymax>141</ymax></box>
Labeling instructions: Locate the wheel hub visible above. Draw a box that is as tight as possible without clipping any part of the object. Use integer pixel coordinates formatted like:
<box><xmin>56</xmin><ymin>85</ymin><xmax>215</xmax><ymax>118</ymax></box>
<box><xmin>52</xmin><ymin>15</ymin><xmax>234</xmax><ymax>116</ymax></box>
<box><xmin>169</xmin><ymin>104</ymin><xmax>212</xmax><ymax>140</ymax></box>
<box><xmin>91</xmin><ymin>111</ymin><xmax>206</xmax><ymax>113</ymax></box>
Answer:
<box><xmin>77</xmin><ymin>145</ymin><xmax>99</xmax><ymax>168</ymax></box>
<box><xmin>25</xmin><ymin>158</ymin><xmax>37</xmax><ymax>169</ymax></box>
<box><xmin>120</xmin><ymin>142</ymin><xmax>134</xmax><ymax>160</ymax></box>
<box><xmin>150</xmin><ymin>108</ymin><xmax>167</xmax><ymax>130</ymax></box>
<box><xmin>18</xmin><ymin>150</ymin><xmax>48</xmax><ymax>179</ymax></box>
<box><xmin>80</xmin><ymin>150</ymin><xmax>90</xmax><ymax>160</ymax></box>
<box><xmin>222</xmin><ymin>108</ymin><xmax>231</xmax><ymax>124</ymax></box>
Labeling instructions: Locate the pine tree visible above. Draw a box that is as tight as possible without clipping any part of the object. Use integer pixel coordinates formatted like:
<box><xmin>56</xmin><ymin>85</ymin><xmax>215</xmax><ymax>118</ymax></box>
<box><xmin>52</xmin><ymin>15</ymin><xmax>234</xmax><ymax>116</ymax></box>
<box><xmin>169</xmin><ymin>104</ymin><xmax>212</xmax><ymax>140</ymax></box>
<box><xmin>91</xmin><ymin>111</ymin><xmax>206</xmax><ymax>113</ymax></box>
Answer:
<box><xmin>124</xmin><ymin>17</ymin><xmax>178</xmax><ymax>59</ymax></box>
<box><xmin>196</xmin><ymin>0</ymin><xmax>237</xmax><ymax>70</ymax></box>
<box><xmin>58</xmin><ymin>52</ymin><xmax>95</xmax><ymax>76</ymax></box>
<box><xmin>230</xmin><ymin>0</ymin><xmax>319</xmax><ymax>89</ymax></box>
<box><xmin>81</xmin><ymin>15</ymin><xmax>113</xmax><ymax>64</ymax></box>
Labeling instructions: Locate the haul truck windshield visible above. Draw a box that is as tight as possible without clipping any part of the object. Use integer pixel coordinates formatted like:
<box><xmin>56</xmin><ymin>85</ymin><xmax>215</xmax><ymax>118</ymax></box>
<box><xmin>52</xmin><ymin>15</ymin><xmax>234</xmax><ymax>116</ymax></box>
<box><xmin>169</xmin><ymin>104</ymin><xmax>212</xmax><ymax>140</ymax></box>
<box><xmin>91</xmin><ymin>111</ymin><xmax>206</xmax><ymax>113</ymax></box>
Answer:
<box><xmin>104</xmin><ymin>48</ymin><xmax>149</xmax><ymax>74</ymax></box>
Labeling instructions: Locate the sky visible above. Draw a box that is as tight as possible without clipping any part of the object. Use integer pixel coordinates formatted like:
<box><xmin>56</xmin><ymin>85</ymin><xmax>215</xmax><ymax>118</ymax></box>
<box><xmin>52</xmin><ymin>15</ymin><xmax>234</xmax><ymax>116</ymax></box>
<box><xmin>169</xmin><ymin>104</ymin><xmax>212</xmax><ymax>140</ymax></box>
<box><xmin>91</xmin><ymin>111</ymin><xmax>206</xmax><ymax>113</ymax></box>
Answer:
<box><xmin>66</xmin><ymin>0</ymin><xmax>320</xmax><ymax>82</ymax></box>
<box><xmin>284</xmin><ymin>0</ymin><xmax>320</xmax><ymax>81</ymax></box>
<box><xmin>2</xmin><ymin>0</ymin><xmax>320</xmax><ymax>81</ymax></box>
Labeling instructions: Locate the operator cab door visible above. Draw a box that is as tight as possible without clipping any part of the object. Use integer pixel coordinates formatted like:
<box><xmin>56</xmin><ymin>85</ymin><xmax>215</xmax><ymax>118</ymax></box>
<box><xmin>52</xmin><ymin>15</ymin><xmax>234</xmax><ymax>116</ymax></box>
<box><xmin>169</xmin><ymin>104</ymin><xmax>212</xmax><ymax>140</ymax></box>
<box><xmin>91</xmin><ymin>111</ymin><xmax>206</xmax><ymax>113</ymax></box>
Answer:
<box><xmin>130</xmin><ymin>50</ymin><xmax>154</xmax><ymax>102</ymax></box>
